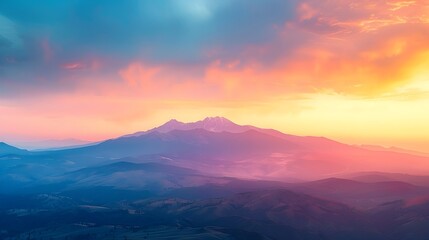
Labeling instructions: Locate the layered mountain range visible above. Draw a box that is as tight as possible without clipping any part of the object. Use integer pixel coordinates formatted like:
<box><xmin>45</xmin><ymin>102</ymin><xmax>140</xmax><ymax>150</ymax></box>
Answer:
<box><xmin>35</xmin><ymin>116</ymin><xmax>429</xmax><ymax>180</ymax></box>
<box><xmin>2</xmin><ymin>117</ymin><xmax>429</xmax><ymax>239</ymax></box>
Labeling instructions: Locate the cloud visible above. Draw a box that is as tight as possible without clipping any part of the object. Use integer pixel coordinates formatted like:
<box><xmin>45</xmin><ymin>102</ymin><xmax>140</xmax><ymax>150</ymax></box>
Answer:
<box><xmin>1</xmin><ymin>0</ymin><xmax>429</xmax><ymax>113</ymax></box>
<box><xmin>0</xmin><ymin>0</ymin><xmax>298</xmax><ymax>97</ymax></box>
<box><xmin>1</xmin><ymin>0</ymin><xmax>428</xmax><ymax>100</ymax></box>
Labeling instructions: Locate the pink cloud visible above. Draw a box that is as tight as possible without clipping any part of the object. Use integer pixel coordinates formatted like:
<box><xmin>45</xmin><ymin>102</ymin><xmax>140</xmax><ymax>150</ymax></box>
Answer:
<box><xmin>61</xmin><ymin>62</ymin><xmax>84</xmax><ymax>70</ymax></box>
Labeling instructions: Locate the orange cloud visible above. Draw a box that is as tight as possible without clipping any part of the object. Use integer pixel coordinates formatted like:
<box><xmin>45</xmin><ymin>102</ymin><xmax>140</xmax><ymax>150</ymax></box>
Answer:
<box><xmin>272</xmin><ymin>0</ymin><xmax>429</xmax><ymax>95</ymax></box>
<box><xmin>119</xmin><ymin>62</ymin><xmax>161</xmax><ymax>87</ymax></box>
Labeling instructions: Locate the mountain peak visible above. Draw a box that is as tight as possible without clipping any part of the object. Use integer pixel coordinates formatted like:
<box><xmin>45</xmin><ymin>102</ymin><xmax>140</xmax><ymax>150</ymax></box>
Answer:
<box><xmin>203</xmin><ymin>116</ymin><xmax>228</xmax><ymax>121</ymax></box>
<box><xmin>202</xmin><ymin>116</ymin><xmax>233</xmax><ymax>123</ymax></box>
<box><xmin>163</xmin><ymin>119</ymin><xmax>184</xmax><ymax>126</ymax></box>
<box><xmin>126</xmin><ymin>117</ymin><xmax>247</xmax><ymax>137</ymax></box>
<box><xmin>196</xmin><ymin>116</ymin><xmax>240</xmax><ymax>132</ymax></box>
<box><xmin>166</xmin><ymin>118</ymin><xmax>181</xmax><ymax>123</ymax></box>
<box><xmin>154</xmin><ymin>119</ymin><xmax>186</xmax><ymax>133</ymax></box>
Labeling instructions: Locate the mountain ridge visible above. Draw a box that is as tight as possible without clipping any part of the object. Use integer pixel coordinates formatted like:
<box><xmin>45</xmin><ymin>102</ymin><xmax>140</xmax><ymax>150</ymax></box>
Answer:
<box><xmin>124</xmin><ymin>116</ymin><xmax>251</xmax><ymax>137</ymax></box>
<box><xmin>4</xmin><ymin>117</ymin><xmax>429</xmax><ymax>181</ymax></box>
<box><xmin>0</xmin><ymin>142</ymin><xmax>28</xmax><ymax>156</ymax></box>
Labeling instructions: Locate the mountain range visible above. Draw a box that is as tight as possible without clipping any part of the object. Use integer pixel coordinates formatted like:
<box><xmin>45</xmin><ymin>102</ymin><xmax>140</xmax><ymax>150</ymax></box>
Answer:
<box><xmin>2</xmin><ymin>117</ymin><xmax>429</xmax><ymax>182</ymax></box>
<box><xmin>2</xmin><ymin>117</ymin><xmax>429</xmax><ymax>239</ymax></box>
<box><xmin>36</xmin><ymin>116</ymin><xmax>429</xmax><ymax>181</ymax></box>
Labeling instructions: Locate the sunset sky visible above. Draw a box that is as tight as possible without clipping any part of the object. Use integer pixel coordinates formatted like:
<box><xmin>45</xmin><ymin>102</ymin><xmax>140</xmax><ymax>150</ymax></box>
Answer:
<box><xmin>1</xmin><ymin>0</ymin><xmax>429</xmax><ymax>151</ymax></box>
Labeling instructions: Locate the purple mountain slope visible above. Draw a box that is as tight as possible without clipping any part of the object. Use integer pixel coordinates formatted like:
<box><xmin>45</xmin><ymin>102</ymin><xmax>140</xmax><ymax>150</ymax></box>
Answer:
<box><xmin>124</xmin><ymin>116</ymin><xmax>368</xmax><ymax>152</ymax></box>
<box><xmin>59</xmin><ymin>117</ymin><xmax>429</xmax><ymax>181</ymax></box>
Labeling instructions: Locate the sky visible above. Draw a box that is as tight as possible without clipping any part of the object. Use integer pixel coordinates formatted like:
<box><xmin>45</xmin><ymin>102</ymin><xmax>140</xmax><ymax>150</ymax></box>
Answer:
<box><xmin>0</xmin><ymin>0</ymin><xmax>429</xmax><ymax>151</ymax></box>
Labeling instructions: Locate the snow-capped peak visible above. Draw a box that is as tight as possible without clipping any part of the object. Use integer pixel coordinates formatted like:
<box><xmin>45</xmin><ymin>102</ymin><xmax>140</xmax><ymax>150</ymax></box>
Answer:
<box><xmin>126</xmin><ymin>117</ymin><xmax>249</xmax><ymax>137</ymax></box>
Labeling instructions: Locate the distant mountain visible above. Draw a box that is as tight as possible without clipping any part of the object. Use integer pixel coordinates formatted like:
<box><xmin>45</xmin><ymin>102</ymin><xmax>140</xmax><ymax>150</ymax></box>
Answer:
<box><xmin>343</xmin><ymin>171</ymin><xmax>429</xmax><ymax>187</ymax></box>
<box><xmin>287</xmin><ymin>178</ymin><xmax>429</xmax><ymax>209</ymax></box>
<box><xmin>125</xmin><ymin>117</ymin><xmax>250</xmax><ymax>137</ymax></box>
<box><xmin>126</xmin><ymin>116</ymin><xmax>309</xmax><ymax>142</ymax></box>
<box><xmin>58</xmin><ymin>116</ymin><xmax>429</xmax><ymax>180</ymax></box>
<box><xmin>0</xmin><ymin>142</ymin><xmax>27</xmax><ymax>156</ymax></box>
<box><xmin>358</xmin><ymin>144</ymin><xmax>429</xmax><ymax>157</ymax></box>
<box><xmin>4</xmin><ymin>117</ymin><xmax>429</xmax><ymax>182</ymax></box>
<box><xmin>126</xmin><ymin>117</ymin><xmax>429</xmax><ymax>168</ymax></box>
<box><xmin>62</xmin><ymin>128</ymin><xmax>306</xmax><ymax>179</ymax></box>
<box><xmin>13</xmin><ymin>138</ymin><xmax>94</xmax><ymax>151</ymax></box>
